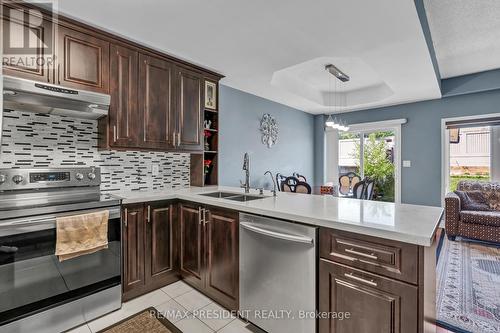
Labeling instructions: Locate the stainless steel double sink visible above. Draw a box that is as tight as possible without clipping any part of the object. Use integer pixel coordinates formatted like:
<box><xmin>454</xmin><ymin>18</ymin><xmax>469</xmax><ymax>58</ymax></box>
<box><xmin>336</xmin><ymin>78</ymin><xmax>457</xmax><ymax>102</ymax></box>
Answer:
<box><xmin>199</xmin><ymin>191</ymin><xmax>266</xmax><ymax>202</ymax></box>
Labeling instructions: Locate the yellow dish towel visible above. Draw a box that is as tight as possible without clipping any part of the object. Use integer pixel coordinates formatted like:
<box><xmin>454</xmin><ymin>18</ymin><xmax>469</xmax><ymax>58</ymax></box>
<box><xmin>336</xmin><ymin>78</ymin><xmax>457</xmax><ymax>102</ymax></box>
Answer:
<box><xmin>55</xmin><ymin>210</ymin><xmax>109</xmax><ymax>262</ymax></box>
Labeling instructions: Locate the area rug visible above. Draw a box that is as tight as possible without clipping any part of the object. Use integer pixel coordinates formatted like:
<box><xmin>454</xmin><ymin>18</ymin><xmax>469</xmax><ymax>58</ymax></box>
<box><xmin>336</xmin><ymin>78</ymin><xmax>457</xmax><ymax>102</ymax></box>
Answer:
<box><xmin>437</xmin><ymin>237</ymin><xmax>500</xmax><ymax>333</ymax></box>
<box><xmin>97</xmin><ymin>307</ymin><xmax>182</xmax><ymax>333</ymax></box>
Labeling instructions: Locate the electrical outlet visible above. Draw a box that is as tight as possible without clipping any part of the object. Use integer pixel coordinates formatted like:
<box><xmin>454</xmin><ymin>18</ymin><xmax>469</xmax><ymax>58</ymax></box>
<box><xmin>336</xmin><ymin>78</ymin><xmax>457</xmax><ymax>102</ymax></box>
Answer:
<box><xmin>403</xmin><ymin>160</ymin><xmax>411</xmax><ymax>168</ymax></box>
<box><xmin>152</xmin><ymin>164</ymin><xmax>159</xmax><ymax>176</ymax></box>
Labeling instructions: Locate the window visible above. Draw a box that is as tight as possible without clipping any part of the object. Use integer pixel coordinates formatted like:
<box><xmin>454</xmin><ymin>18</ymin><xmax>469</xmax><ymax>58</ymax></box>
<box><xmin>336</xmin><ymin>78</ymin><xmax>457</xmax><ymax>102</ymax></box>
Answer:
<box><xmin>325</xmin><ymin>119</ymin><xmax>405</xmax><ymax>203</ymax></box>
<box><xmin>441</xmin><ymin>114</ymin><xmax>500</xmax><ymax>202</ymax></box>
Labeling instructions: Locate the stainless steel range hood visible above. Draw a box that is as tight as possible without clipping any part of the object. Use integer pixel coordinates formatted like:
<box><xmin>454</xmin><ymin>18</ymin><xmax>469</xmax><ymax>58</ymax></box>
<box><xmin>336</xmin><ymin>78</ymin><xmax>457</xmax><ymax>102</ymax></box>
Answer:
<box><xmin>2</xmin><ymin>76</ymin><xmax>110</xmax><ymax>120</ymax></box>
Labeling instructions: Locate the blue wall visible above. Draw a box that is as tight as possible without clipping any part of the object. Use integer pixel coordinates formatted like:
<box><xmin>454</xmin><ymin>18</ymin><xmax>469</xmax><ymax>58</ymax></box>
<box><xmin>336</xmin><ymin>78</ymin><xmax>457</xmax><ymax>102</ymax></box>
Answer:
<box><xmin>315</xmin><ymin>88</ymin><xmax>500</xmax><ymax>207</ymax></box>
<box><xmin>219</xmin><ymin>85</ymin><xmax>315</xmax><ymax>189</ymax></box>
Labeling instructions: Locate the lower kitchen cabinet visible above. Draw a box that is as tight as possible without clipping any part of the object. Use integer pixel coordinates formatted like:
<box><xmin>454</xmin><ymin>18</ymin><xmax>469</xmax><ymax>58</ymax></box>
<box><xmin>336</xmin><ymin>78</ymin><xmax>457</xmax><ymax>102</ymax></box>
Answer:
<box><xmin>179</xmin><ymin>202</ymin><xmax>239</xmax><ymax>310</ymax></box>
<box><xmin>319</xmin><ymin>259</ymin><xmax>418</xmax><ymax>333</ymax></box>
<box><xmin>122</xmin><ymin>201</ymin><xmax>178</xmax><ymax>301</ymax></box>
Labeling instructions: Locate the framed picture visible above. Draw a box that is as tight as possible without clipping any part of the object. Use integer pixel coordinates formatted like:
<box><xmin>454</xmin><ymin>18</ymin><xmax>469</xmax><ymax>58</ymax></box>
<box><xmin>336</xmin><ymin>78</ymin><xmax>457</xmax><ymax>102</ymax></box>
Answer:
<box><xmin>204</xmin><ymin>81</ymin><xmax>217</xmax><ymax>110</ymax></box>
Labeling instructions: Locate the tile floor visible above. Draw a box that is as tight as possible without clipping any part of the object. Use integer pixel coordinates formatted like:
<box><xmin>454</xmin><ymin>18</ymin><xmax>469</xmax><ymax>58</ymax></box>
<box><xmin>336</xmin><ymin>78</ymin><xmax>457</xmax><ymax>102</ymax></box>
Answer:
<box><xmin>67</xmin><ymin>281</ymin><xmax>262</xmax><ymax>333</ymax></box>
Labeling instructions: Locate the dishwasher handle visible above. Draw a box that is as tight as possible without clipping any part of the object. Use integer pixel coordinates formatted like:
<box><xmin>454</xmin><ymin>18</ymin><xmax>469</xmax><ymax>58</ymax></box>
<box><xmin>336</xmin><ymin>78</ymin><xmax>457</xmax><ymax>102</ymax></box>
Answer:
<box><xmin>240</xmin><ymin>222</ymin><xmax>314</xmax><ymax>244</ymax></box>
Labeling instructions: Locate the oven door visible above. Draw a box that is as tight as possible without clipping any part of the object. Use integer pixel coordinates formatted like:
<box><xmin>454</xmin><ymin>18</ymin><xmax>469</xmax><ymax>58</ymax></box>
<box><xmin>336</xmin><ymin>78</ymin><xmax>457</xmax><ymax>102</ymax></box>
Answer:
<box><xmin>0</xmin><ymin>206</ymin><xmax>121</xmax><ymax>326</ymax></box>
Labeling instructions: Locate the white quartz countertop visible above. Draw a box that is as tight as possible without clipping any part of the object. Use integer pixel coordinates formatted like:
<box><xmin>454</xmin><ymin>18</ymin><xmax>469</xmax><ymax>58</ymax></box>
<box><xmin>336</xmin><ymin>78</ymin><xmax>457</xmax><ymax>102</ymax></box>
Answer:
<box><xmin>111</xmin><ymin>186</ymin><xmax>443</xmax><ymax>246</ymax></box>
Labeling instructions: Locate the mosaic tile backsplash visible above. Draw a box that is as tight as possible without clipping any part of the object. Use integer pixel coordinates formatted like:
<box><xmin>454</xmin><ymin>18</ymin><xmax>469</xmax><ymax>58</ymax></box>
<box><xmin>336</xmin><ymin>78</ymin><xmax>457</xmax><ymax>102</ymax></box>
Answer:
<box><xmin>0</xmin><ymin>110</ymin><xmax>190</xmax><ymax>192</ymax></box>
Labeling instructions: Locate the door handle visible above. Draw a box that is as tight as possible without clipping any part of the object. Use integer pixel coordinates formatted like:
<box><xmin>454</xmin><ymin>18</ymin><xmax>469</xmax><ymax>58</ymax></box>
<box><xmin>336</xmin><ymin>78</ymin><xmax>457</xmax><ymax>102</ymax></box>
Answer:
<box><xmin>240</xmin><ymin>222</ymin><xmax>314</xmax><ymax>244</ymax></box>
<box><xmin>343</xmin><ymin>272</ymin><xmax>378</xmax><ymax>287</ymax></box>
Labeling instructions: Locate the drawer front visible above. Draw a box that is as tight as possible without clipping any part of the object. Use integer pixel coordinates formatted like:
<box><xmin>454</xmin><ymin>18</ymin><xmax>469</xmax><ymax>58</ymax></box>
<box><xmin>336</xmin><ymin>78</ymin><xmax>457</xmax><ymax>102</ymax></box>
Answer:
<box><xmin>319</xmin><ymin>228</ymin><xmax>418</xmax><ymax>284</ymax></box>
<box><xmin>319</xmin><ymin>259</ymin><xmax>418</xmax><ymax>333</ymax></box>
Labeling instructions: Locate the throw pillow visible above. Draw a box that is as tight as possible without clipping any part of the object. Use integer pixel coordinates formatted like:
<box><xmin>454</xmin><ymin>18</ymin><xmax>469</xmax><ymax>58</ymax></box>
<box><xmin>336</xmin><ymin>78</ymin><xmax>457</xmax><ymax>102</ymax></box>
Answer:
<box><xmin>454</xmin><ymin>190</ymin><xmax>491</xmax><ymax>211</ymax></box>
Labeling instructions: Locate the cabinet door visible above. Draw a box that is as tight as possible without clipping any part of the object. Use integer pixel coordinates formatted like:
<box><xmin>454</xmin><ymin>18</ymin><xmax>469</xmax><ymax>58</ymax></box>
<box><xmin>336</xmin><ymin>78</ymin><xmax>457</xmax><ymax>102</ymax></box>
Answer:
<box><xmin>205</xmin><ymin>207</ymin><xmax>239</xmax><ymax>310</ymax></box>
<box><xmin>175</xmin><ymin>66</ymin><xmax>203</xmax><ymax>151</ymax></box>
<box><xmin>179</xmin><ymin>203</ymin><xmax>204</xmax><ymax>289</ymax></box>
<box><xmin>122</xmin><ymin>204</ymin><xmax>146</xmax><ymax>296</ymax></box>
<box><xmin>138</xmin><ymin>53</ymin><xmax>175</xmax><ymax>150</ymax></box>
<box><xmin>108</xmin><ymin>44</ymin><xmax>138</xmax><ymax>147</ymax></box>
<box><xmin>145</xmin><ymin>201</ymin><xmax>178</xmax><ymax>287</ymax></box>
<box><xmin>57</xmin><ymin>25</ymin><xmax>109</xmax><ymax>93</ymax></box>
<box><xmin>319</xmin><ymin>259</ymin><xmax>418</xmax><ymax>333</ymax></box>
<box><xmin>2</xmin><ymin>4</ymin><xmax>53</xmax><ymax>82</ymax></box>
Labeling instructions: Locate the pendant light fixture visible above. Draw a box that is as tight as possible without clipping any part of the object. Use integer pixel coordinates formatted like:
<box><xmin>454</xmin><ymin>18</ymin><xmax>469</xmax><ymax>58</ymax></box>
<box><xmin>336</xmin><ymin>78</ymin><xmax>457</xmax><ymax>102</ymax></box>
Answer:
<box><xmin>324</xmin><ymin>64</ymin><xmax>349</xmax><ymax>132</ymax></box>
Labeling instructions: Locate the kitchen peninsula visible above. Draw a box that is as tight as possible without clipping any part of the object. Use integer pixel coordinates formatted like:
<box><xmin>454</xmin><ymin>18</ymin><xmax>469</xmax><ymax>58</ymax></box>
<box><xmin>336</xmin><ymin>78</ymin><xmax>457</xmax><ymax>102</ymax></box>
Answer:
<box><xmin>114</xmin><ymin>186</ymin><xmax>443</xmax><ymax>333</ymax></box>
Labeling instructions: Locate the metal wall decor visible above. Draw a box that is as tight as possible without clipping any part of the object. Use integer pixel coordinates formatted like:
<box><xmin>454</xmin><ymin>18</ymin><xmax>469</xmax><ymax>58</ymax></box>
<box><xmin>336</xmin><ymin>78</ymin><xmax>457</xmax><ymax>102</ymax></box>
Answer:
<box><xmin>260</xmin><ymin>113</ymin><xmax>278</xmax><ymax>148</ymax></box>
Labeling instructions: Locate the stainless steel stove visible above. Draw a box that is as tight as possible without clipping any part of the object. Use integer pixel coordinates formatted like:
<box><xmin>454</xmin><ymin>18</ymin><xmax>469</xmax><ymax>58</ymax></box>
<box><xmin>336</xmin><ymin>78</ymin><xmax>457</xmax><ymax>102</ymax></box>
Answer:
<box><xmin>0</xmin><ymin>167</ymin><xmax>122</xmax><ymax>333</ymax></box>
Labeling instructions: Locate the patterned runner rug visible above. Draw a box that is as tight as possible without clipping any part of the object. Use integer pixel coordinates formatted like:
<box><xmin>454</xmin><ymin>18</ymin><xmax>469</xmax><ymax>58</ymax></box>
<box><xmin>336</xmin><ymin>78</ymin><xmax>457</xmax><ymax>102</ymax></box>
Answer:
<box><xmin>437</xmin><ymin>237</ymin><xmax>500</xmax><ymax>333</ymax></box>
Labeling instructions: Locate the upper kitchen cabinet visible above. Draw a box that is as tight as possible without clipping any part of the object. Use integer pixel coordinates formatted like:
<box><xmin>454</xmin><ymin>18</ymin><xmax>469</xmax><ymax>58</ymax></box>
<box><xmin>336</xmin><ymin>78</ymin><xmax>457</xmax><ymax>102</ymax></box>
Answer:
<box><xmin>1</xmin><ymin>4</ymin><xmax>53</xmax><ymax>82</ymax></box>
<box><xmin>56</xmin><ymin>25</ymin><xmax>110</xmax><ymax>93</ymax></box>
<box><xmin>138</xmin><ymin>53</ymin><xmax>175</xmax><ymax>150</ymax></box>
<box><xmin>105</xmin><ymin>44</ymin><xmax>139</xmax><ymax>147</ymax></box>
<box><xmin>175</xmin><ymin>66</ymin><xmax>204</xmax><ymax>151</ymax></box>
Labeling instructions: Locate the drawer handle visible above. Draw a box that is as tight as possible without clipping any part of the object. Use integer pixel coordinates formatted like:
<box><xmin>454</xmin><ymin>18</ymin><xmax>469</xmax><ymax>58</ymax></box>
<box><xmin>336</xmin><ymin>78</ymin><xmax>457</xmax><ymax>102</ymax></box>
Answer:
<box><xmin>344</xmin><ymin>273</ymin><xmax>378</xmax><ymax>287</ymax></box>
<box><xmin>345</xmin><ymin>248</ymin><xmax>378</xmax><ymax>260</ymax></box>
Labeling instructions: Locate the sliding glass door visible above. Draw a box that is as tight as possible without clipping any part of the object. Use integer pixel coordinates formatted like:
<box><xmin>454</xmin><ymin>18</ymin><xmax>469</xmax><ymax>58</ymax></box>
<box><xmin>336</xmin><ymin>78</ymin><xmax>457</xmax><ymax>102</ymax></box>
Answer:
<box><xmin>338</xmin><ymin>130</ymin><xmax>396</xmax><ymax>202</ymax></box>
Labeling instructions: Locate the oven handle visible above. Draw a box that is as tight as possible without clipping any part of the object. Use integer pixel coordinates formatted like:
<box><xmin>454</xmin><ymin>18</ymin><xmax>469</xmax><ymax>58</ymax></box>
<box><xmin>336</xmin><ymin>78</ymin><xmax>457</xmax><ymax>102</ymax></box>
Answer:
<box><xmin>0</xmin><ymin>207</ymin><xmax>121</xmax><ymax>230</ymax></box>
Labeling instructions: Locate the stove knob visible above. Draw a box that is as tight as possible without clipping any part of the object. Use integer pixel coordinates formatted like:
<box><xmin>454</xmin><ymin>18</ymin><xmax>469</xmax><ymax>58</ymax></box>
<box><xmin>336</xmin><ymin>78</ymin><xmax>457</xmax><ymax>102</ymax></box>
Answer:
<box><xmin>12</xmin><ymin>175</ymin><xmax>24</xmax><ymax>184</ymax></box>
<box><xmin>87</xmin><ymin>172</ymin><xmax>96</xmax><ymax>180</ymax></box>
<box><xmin>75</xmin><ymin>173</ymin><xmax>84</xmax><ymax>181</ymax></box>
<box><xmin>0</xmin><ymin>174</ymin><xmax>6</xmax><ymax>184</ymax></box>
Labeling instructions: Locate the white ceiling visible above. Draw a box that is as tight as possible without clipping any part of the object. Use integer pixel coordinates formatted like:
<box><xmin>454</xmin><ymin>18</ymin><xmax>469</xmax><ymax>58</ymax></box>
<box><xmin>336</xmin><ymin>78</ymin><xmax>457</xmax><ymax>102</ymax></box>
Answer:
<box><xmin>54</xmin><ymin>0</ymin><xmax>441</xmax><ymax>114</ymax></box>
<box><xmin>424</xmin><ymin>0</ymin><xmax>500</xmax><ymax>79</ymax></box>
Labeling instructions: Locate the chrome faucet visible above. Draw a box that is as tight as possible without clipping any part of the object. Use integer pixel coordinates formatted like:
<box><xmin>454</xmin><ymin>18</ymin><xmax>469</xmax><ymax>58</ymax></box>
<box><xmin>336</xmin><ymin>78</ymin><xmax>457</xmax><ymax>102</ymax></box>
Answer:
<box><xmin>264</xmin><ymin>171</ymin><xmax>277</xmax><ymax>196</ymax></box>
<box><xmin>240</xmin><ymin>153</ymin><xmax>250</xmax><ymax>193</ymax></box>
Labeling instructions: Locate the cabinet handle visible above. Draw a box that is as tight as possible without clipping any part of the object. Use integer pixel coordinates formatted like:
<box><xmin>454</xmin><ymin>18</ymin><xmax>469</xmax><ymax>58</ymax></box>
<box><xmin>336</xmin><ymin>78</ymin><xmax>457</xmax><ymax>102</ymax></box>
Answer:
<box><xmin>177</xmin><ymin>132</ymin><xmax>181</xmax><ymax>147</ymax></box>
<box><xmin>124</xmin><ymin>208</ymin><xmax>128</xmax><ymax>227</ymax></box>
<box><xmin>203</xmin><ymin>209</ymin><xmax>209</xmax><ymax>225</ymax></box>
<box><xmin>173</xmin><ymin>132</ymin><xmax>176</xmax><ymax>147</ymax></box>
<box><xmin>57</xmin><ymin>63</ymin><xmax>61</xmax><ymax>84</ymax></box>
<box><xmin>113</xmin><ymin>125</ymin><xmax>117</xmax><ymax>143</ymax></box>
<box><xmin>47</xmin><ymin>61</ymin><xmax>51</xmax><ymax>83</ymax></box>
<box><xmin>344</xmin><ymin>248</ymin><xmax>378</xmax><ymax>260</ymax></box>
<box><xmin>146</xmin><ymin>205</ymin><xmax>151</xmax><ymax>223</ymax></box>
<box><xmin>344</xmin><ymin>272</ymin><xmax>378</xmax><ymax>287</ymax></box>
<box><xmin>198</xmin><ymin>206</ymin><xmax>202</xmax><ymax>225</ymax></box>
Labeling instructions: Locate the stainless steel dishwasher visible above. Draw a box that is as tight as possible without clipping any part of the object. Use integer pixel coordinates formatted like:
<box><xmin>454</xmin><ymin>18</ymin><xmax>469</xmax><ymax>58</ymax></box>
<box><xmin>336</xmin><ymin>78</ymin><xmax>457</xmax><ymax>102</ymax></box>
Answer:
<box><xmin>239</xmin><ymin>213</ymin><xmax>317</xmax><ymax>333</ymax></box>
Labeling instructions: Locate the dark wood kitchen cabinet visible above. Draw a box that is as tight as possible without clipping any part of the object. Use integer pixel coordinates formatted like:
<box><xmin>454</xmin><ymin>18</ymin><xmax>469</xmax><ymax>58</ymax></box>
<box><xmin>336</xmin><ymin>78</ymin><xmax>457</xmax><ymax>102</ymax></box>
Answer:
<box><xmin>122</xmin><ymin>203</ymin><xmax>146</xmax><ymax>296</ymax></box>
<box><xmin>175</xmin><ymin>66</ymin><xmax>204</xmax><ymax>151</ymax></box>
<box><xmin>179</xmin><ymin>203</ymin><xmax>205</xmax><ymax>290</ymax></box>
<box><xmin>56</xmin><ymin>25</ymin><xmax>110</xmax><ymax>93</ymax></box>
<box><xmin>318</xmin><ymin>227</ymin><xmax>437</xmax><ymax>333</ymax></box>
<box><xmin>1</xmin><ymin>4</ymin><xmax>53</xmax><ymax>82</ymax></box>
<box><xmin>204</xmin><ymin>207</ymin><xmax>239</xmax><ymax>310</ymax></box>
<box><xmin>138</xmin><ymin>53</ymin><xmax>175</xmax><ymax>150</ymax></box>
<box><xmin>319</xmin><ymin>259</ymin><xmax>418</xmax><ymax>333</ymax></box>
<box><xmin>104</xmin><ymin>44</ymin><xmax>139</xmax><ymax>147</ymax></box>
<box><xmin>122</xmin><ymin>201</ymin><xmax>178</xmax><ymax>301</ymax></box>
<box><xmin>179</xmin><ymin>202</ymin><xmax>239</xmax><ymax>310</ymax></box>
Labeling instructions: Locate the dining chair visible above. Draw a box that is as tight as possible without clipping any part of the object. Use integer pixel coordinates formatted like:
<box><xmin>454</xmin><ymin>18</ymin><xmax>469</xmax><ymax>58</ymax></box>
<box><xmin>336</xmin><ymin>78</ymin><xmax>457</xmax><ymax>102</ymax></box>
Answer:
<box><xmin>352</xmin><ymin>180</ymin><xmax>366</xmax><ymax>199</ymax></box>
<box><xmin>275</xmin><ymin>173</ymin><xmax>287</xmax><ymax>192</ymax></box>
